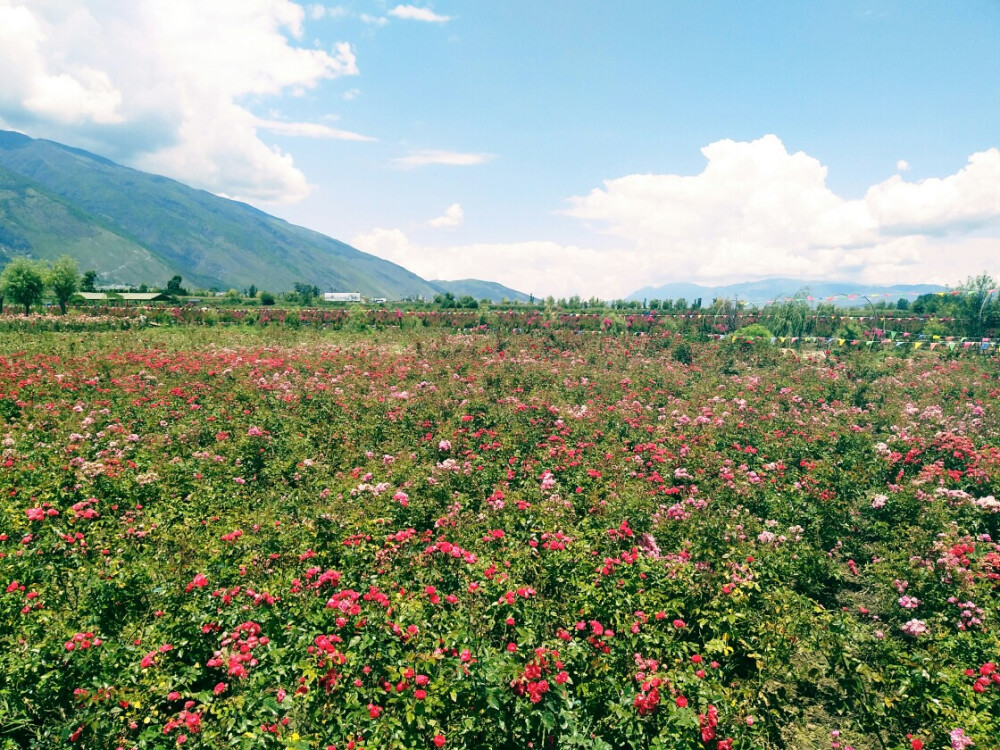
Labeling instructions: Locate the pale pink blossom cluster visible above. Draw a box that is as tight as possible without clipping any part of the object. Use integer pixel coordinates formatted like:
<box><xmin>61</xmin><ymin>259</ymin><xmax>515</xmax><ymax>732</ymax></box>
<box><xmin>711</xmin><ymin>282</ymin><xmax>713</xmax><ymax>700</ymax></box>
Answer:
<box><xmin>950</xmin><ymin>728</ymin><xmax>974</xmax><ymax>749</ymax></box>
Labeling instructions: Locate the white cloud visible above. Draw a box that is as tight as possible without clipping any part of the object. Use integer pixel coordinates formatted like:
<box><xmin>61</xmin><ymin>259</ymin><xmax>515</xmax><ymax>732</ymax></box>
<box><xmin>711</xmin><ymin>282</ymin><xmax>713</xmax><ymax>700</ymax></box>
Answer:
<box><xmin>352</xmin><ymin>229</ymin><xmax>616</xmax><ymax>299</ymax></box>
<box><xmin>359</xmin><ymin>13</ymin><xmax>388</xmax><ymax>26</ymax></box>
<box><xmin>0</xmin><ymin>3</ymin><xmax>123</xmax><ymax>125</ymax></box>
<box><xmin>387</xmin><ymin>5</ymin><xmax>452</xmax><ymax>22</ymax></box>
<box><xmin>865</xmin><ymin>149</ymin><xmax>1000</xmax><ymax>234</ymax></box>
<box><xmin>565</xmin><ymin>135</ymin><xmax>1000</xmax><ymax>287</ymax></box>
<box><xmin>256</xmin><ymin>118</ymin><xmax>374</xmax><ymax>141</ymax></box>
<box><xmin>0</xmin><ymin>0</ymin><xmax>361</xmax><ymax>203</ymax></box>
<box><xmin>307</xmin><ymin>5</ymin><xmax>348</xmax><ymax>20</ymax></box>
<box><xmin>896</xmin><ymin>159</ymin><xmax>910</xmax><ymax>172</ymax></box>
<box><xmin>393</xmin><ymin>149</ymin><xmax>494</xmax><ymax>167</ymax></box>
<box><xmin>428</xmin><ymin>203</ymin><xmax>464</xmax><ymax>227</ymax></box>
<box><xmin>355</xmin><ymin>137</ymin><xmax>1000</xmax><ymax>298</ymax></box>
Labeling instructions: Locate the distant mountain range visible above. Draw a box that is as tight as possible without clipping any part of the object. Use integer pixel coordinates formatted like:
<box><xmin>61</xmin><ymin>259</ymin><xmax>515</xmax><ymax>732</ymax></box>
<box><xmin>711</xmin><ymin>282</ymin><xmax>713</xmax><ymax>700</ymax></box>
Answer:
<box><xmin>0</xmin><ymin>129</ymin><xmax>514</xmax><ymax>299</ymax></box>
<box><xmin>429</xmin><ymin>279</ymin><xmax>530</xmax><ymax>303</ymax></box>
<box><xmin>628</xmin><ymin>278</ymin><xmax>948</xmax><ymax>306</ymax></box>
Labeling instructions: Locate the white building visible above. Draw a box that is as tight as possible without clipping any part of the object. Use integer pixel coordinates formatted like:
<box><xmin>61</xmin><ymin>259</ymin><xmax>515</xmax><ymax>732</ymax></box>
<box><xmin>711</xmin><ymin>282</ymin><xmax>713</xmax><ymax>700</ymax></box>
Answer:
<box><xmin>324</xmin><ymin>292</ymin><xmax>362</xmax><ymax>303</ymax></box>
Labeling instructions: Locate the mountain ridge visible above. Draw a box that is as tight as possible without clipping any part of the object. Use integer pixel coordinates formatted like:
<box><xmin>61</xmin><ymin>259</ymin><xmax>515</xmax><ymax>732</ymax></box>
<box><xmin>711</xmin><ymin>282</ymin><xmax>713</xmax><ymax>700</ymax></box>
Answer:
<box><xmin>0</xmin><ymin>129</ymin><xmax>440</xmax><ymax>297</ymax></box>
<box><xmin>429</xmin><ymin>279</ymin><xmax>530</xmax><ymax>302</ymax></box>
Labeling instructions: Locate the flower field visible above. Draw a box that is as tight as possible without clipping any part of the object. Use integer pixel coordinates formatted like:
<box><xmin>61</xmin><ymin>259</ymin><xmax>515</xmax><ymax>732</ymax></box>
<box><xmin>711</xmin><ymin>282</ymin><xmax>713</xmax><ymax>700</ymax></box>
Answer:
<box><xmin>1</xmin><ymin>327</ymin><xmax>998</xmax><ymax>749</ymax></box>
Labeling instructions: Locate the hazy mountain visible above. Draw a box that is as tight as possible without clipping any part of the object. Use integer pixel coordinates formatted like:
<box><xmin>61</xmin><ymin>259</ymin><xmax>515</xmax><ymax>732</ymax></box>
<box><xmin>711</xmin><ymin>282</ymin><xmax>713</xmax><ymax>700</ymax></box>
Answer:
<box><xmin>0</xmin><ymin>129</ymin><xmax>440</xmax><ymax>297</ymax></box>
<box><xmin>628</xmin><ymin>278</ymin><xmax>948</xmax><ymax>306</ymax></box>
<box><xmin>430</xmin><ymin>279</ymin><xmax>531</xmax><ymax>303</ymax></box>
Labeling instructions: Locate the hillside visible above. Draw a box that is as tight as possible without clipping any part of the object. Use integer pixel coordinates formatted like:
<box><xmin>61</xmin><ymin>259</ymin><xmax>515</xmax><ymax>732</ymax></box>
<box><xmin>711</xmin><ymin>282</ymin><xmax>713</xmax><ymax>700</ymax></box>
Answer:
<box><xmin>0</xmin><ymin>130</ymin><xmax>440</xmax><ymax>297</ymax></box>
<box><xmin>628</xmin><ymin>277</ymin><xmax>947</xmax><ymax>306</ymax></box>
<box><xmin>429</xmin><ymin>278</ymin><xmax>530</xmax><ymax>303</ymax></box>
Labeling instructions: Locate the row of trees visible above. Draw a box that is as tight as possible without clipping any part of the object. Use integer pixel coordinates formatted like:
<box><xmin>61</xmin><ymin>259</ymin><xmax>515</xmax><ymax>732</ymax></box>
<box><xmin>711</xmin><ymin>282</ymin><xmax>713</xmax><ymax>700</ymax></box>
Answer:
<box><xmin>3</xmin><ymin>256</ymin><xmax>997</xmax><ymax>337</ymax></box>
<box><xmin>0</xmin><ymin>256</ymin><xmax>80</xmax><ymax>314</ymax></box>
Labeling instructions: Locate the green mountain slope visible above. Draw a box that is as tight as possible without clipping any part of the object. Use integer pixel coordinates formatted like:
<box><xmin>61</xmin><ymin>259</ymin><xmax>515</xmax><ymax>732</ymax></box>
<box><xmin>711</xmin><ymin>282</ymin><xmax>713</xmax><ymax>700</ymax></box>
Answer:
<box><xmin>429</xmin><ymin>279</ymin><xmax>530</xmax><ymax>302</ymax></box>
<box><xmin>0</xmin><ymin>165</ymin><xmax>176</xmax><ymax>281</ymax></box>
<box><xmin>0</xmin><ymin>130</ymin><xmax>440</xmax><ymax>297</ymax></box>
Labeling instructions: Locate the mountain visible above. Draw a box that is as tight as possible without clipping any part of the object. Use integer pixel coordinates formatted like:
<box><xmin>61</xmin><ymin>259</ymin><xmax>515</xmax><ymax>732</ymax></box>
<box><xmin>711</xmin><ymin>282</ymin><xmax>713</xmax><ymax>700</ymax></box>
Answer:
<box><xmin>429</xmin><ymin>279</ymin><xmax>530</xmax><ymax>303</ymax></box>
<box><xmin>628</xmin><ymin>278</ymin><xmax>948</xmax><ymax>306</ymax></box>
<box><xmin>0</xmin><ymin>129</ymin><xmax>440</xmax><ymax>297</ymax></box>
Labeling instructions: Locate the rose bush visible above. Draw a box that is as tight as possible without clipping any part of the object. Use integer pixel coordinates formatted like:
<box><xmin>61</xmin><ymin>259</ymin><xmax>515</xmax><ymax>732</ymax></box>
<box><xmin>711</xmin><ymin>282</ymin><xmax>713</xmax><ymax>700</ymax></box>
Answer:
<box><xmin>0</xmin><ymin>326</ymin><xmax>998</xmax><ymax>748</ymax></box>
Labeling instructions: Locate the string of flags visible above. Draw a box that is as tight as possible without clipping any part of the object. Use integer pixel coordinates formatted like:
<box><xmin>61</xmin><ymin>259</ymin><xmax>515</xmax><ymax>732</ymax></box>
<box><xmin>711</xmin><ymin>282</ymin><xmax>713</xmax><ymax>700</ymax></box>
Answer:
<box><xmin>762</xmin><ymin>288</ymin><xmax>998</xmax><ymax>305</ymax></box>
<box><xmin>648</xmin><ymin>313</ymin><xmax>960</xmax><ymax>322</ymax></box>
<box><xmin>714</xmin><ymin>334</ymin><xmax>997</xmax><ymax>350</ymax></box>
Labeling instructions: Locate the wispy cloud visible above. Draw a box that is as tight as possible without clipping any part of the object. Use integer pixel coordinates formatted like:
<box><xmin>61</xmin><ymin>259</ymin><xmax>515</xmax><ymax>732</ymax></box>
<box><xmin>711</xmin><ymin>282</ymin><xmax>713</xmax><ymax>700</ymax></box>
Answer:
<box><xmin>393</xmin><ymin>149</ymin><xmax>494</xmax><ymax>168</ymax></box>
<box><xmin>387</xmin><ymin>5</ymin><xmax>452</xmax><ymax>23</ymax></box>
<box><xmin>256</xmin><ymin>118</ymin><xmax>375</xmax><ymax>141</ymax></box>
<box><xmin>359</xmin><ymin>13</ymin><xmax>388</xmax><ymax>26</ymax></box>
<box><xmin>428</xmin><ymin>203</ymin><xmax>464</xmax><ymax>227</ymax></box>
<box><xmin>306</xmin><ymin>5</ymin><xmax>348</xmax><ymax>20</ymax></box>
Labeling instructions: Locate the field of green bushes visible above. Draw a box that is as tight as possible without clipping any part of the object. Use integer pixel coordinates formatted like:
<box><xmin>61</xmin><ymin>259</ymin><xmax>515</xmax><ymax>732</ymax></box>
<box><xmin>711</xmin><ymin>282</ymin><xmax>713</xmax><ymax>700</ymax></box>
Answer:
<box><xmin>1</xmin><ymin>326</ymin><xmax>998</xmax><ymax>749</ymax></box>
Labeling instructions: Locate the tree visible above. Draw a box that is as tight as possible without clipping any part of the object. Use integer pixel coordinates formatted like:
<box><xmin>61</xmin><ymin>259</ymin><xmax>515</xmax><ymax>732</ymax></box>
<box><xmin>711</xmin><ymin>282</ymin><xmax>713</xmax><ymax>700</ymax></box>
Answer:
<box><xmin>46</xmin><ymin>256</ymin><xmax>79</xmax><ymax>314</ymax></box>
<box><xmin>259</xmin><ymin>291</ymin><xmax>275</xmax><ymax>306</ymax></box>
<box><xmin>81</xmin><ymin>270</ymin><xmax>98</xmax><ymax>292</ymax></box>
<box><xmin>959</xmin><ymin>273</ymin><xmax>998</xmax><ymax>338</ymax></box>
<box><xmin>166</xmin><ymin>275</ymin><xmax>186</xmax><ymax>297</ymax></box>
<box><xmin>1</xmin><ymin>258</ymin><xmax>46</xmax><ymax>314</ymax></box>
<box><xmin>293</xmin><ymin>282</ymin><xmax>319</xmax><ymax>305</ymax></box>
<box><xmin>248</xmin><ymin>284</ymin><xmax>258</xmax><ymax>298</ymax></box>
<box><xmin>433</xmin><ymin>292</ymin><xmax>456</xmax><ymax>309</ymax></box>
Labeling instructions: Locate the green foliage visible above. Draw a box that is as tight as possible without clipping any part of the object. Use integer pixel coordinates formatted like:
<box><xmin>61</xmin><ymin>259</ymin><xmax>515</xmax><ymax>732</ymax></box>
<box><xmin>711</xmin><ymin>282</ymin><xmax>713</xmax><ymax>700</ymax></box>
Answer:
<box><xmin>833</xmin><ymin>319</ymin><xmax>866</xmax><ymax>342</ymax></box>
<box><xmin>0</xmin><ymin>320</ymin><xmax>999</xmax><ymax>748</ymax></box>
<box><xmin>672</xmin><ymin>340</ymin><xmax>693</xmax><ymax>365</ymax></box>
<box><xmin>80</xmin><ymin>270</ymin><xmax>98</xmax><ymax>292</ymax></box>
<box><xmin>46</xmin><ymin>255</ymin><xmax>79</xmax><ymax>313</ymax></box>
<box><xmin>732</xmin><ymin>323</ymin><xmax>775</xmax><ymax>340</ymax></box>
<box><xmin>293</xmin><ymin>282</ymin><xmax>320</xmax><ymax>305</ymax></box>
<box><xmin>433</xmin><ymin>291</ymin><xmax>457</xmax><ymax>308</ymax></box>
<box><xmin>0</xmin><ymin>256</ymin><xmax>45</xmax><ymax>313</ymax></box>
<box><xmin>166</xmin><ymin>274</ymin><xmax>187</xmax><ymax>297</ymax></box>
<box><xmin>763</xmin><ymin>299</ymin><xmax>810</xmax><ymax>337</ymax></box>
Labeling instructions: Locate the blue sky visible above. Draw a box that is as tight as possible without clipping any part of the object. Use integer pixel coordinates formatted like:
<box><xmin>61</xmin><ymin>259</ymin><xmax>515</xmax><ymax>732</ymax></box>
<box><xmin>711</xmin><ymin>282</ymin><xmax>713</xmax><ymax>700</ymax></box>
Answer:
<box><xmin>0</xmin><ymin>1</ymin><xmax>998</xmax><ymax>297</ymax></box>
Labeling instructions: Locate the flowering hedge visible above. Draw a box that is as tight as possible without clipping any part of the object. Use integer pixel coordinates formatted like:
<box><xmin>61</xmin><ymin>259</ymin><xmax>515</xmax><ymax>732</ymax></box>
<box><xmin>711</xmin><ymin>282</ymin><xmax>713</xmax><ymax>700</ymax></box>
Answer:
<box><xmin>1</xmin><ymin>330</ymin><xmax>998</xmax><ymax>749</ymax></box>
<box><xmin>4</xmin><ymin>305</ymin><xmax>996</xmax><ymax>343</ymax></box>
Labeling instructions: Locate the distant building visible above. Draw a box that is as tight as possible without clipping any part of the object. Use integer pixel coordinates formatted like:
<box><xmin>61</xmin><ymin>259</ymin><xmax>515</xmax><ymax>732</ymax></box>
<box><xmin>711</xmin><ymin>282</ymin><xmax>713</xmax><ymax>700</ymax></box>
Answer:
<box><xmin>324</xmin><ymin>292</ymin><xmax>362</xmax><ymax>303</ymax></box>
